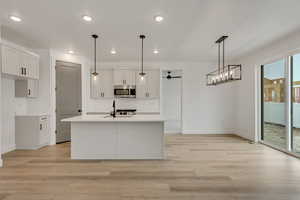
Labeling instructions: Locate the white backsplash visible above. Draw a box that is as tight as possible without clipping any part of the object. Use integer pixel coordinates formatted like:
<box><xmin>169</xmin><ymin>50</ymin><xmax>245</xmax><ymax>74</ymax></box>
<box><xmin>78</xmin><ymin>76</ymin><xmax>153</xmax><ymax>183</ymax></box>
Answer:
<box><xmin>86</xmin><ymin>98</ymin><xmax>160</xmax><ymax>113</ymax></box>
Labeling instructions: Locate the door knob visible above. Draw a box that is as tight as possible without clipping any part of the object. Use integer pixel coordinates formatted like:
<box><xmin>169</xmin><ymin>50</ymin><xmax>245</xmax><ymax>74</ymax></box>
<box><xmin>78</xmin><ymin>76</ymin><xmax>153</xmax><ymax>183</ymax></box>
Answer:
<box><xmin>78</xmin><ymin>109</ymin><xmax>82</xmax><ymax>113</ymax></box>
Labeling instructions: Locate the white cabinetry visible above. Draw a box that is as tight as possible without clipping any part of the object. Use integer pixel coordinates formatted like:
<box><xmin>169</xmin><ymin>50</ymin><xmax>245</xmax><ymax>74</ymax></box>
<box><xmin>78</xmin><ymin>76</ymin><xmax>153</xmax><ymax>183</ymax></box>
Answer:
<box><xmin>15</xmin><ymin>115</ymin><xmax>49</xmax><ymax>149</ymax></box>
<box><xmin>1</xmin><ymin>45</ymin><xmax>20</xmax><ymax>76</ymax></box>
<box><xmin>113</xmin><ymin>69</ymin><xmax>135</xmax><ymax>85</ymax></box>
<box><xmin>1</xmin><ymin>44</ymin><xmax>39</xmax><ymax>79</ymax></box>
<box><xmin>90</xmin><ymin>69</ymin><xmax>114</xmax><ymax>99</ymax></box>
<box><xmin>136</xmin><ymin>69</ymin><xmax>160</xmax><ymax>99</ymax></box>
<box><xmin>15</xmin><ymin>79</ymin><xmax>39</xmax><ymax>98</ymax></box>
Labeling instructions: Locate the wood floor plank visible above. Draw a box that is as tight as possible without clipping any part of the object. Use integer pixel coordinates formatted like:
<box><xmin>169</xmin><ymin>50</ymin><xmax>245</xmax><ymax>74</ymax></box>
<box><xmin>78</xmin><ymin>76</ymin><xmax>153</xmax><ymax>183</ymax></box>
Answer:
<box><xmin>1</xmin><ymin>134</ymin><xmax>300</xmax><ymax>199</ymax></box>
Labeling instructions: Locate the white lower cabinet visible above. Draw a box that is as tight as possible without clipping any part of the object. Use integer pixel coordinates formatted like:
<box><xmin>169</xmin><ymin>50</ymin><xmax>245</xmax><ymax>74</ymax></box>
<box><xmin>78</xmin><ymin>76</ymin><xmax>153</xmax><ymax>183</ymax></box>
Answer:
<box><xmin>15</xmin><ymin>115</ymin><xmax>49</xmax><ymax>149</ymax></box>
<box><xmin>15</xmin><ymin>79</ymin><xmax>39</xmax><ymax>98</ymax></box>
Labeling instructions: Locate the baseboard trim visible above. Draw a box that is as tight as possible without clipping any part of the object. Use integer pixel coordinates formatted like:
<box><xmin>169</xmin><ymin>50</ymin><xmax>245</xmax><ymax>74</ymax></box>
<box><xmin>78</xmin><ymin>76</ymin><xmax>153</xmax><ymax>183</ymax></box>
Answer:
<box><xmin>182</xmin><ymin>129</ymin><xmax>236</xmax><ymax>134</ymax></box>
<box><xmin>234</xmin><ymin>129</ymin><xmax>256</xmax><ymax>142</ymax></box>
<box><xmin>164</xmin><ymin>130</ymin><xmax>182</xmax><ymax>134</ymax></box>
<box><xmin>2</xmin><ymin>144</ymin><xmax>16</xmax><ymax>154</ymax></box>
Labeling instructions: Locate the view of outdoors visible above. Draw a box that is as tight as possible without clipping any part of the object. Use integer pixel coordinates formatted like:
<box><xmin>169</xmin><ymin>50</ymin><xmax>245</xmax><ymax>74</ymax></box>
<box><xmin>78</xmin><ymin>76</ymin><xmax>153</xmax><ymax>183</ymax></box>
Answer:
<box><xmin>262</xmin><ymin>59</ymin><xmax>286</xmax><ymax>149</ymax></box>
<box><xmin>262</xmin><ymin>55</ymin><xmax>300</xmax><ymax>152</ymax></box>
<box><xmin>293</xmin><ymin>54</ymin><xmax>300</xmax><ymax>153</ymax></box>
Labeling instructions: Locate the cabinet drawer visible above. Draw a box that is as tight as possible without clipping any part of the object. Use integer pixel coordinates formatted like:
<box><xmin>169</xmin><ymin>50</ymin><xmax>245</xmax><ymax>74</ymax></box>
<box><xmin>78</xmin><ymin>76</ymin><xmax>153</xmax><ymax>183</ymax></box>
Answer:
<box><xmin>39</xmin><ymin>116</ymin><xmax>49</xmax><ymax>145</ymax></box>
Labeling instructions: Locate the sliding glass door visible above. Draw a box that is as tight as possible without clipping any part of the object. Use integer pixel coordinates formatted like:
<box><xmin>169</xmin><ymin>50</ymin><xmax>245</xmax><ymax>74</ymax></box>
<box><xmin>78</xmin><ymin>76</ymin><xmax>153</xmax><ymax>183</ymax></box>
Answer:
<box><xmin>261</xmin><ymin>53</ymin><xmax>300</xmax><ymax>155</ymax></box>
<box><xmin>292</xmin><ymin>54</ymin><xmax>300</xmax><ymax>153</ymax></box>
<box><xmin>261</xmin><ymin>59</ymin><xmax>287</xmax><ymax>150</ymax></box>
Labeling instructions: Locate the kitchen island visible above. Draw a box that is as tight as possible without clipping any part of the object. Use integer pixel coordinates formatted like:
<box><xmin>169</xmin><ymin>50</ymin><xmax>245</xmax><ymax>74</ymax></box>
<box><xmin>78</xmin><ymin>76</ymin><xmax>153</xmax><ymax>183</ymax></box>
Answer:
<box><xmin>62</xmin><ymin>115</ymin><xmax>165</xmax><ymax>160</ymax></box>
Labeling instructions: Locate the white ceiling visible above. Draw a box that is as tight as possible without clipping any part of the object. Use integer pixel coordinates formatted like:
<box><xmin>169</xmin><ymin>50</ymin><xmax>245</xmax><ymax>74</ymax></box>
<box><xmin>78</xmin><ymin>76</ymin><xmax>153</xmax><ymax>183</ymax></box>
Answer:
<box><xmin>1</xmin><ymin>0</ymin><xmax>300</xmax><ymax>62</ymax></box>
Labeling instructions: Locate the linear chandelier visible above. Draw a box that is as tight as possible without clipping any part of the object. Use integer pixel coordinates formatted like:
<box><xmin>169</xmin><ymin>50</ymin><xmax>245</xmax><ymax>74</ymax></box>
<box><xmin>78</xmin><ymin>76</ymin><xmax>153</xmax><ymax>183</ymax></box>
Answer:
<box><xmin>206</xmin><ymin>36</ymin><xmax>242</xmax><ymax>86</ymax></box>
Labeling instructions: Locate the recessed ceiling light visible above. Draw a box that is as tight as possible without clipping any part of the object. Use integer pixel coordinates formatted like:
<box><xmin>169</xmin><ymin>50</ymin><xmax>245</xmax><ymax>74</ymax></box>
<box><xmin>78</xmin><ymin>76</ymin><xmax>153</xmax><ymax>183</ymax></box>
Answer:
<box><xmin>9</xmin><ymin>15</ymin><xmax>22</xmax><ymax>22</ymax></box>
<box><xmin>68</xmin><ymin>50</ymin><xmax>74</xmax><ymax>54</ymax></box>
<box><xmin>153</xmin><ymin>49</ymin><xmax>159</xmax><ymax>54</ymax></box>
<box><xmin>154</xmin><ymin>15</ymin><xmax>164</xmax><ymax>23</ymax></box>
<box><xmin>82</xmin><ymin>15</ymin><xmax>92</xmax><ymax>22</ymax></box>
<box><xmin>110</xmin><ymin>49</ymin><xmax>117</xmax><ymax>55</ymax></box>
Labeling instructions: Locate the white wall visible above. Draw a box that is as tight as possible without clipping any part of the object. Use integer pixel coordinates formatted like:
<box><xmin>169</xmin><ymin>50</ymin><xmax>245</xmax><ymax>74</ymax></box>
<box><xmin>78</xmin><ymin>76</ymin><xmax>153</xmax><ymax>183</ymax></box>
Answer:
<box><xmin>235</xmin><ymin>28</ymin><xmax>300</xmax><ymax>141</ymax></box>
<box><xmin>180</xmin><ymin>63</ymin><xmax>236</xmax><ymax>134</ymax></box>
<box><xmin>0</xmin><ymin>25</ymin><xmax>2</xmax><ymax>166</ymax></box>
<box><xmin>162</xmin><ymin>70</ymin><xmax>182</xmax><ymax>134</ymax></box>
<box><xmin>1</xmin><ymin>78</ymin><xmax>27</xmax><ymax>153</ymax></box>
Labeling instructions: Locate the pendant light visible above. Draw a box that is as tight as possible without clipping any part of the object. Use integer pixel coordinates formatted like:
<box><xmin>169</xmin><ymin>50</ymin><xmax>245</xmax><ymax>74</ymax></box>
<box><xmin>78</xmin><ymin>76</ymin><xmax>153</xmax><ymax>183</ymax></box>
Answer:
<box><xmin>206</xmin><ymin>35</ymin><xmax>242</xmax><ymax>86</ymax></box>
<box><xmin>139</xmin><ymin>35</ymin><xmax>146</xmax><ymax>81</ymax></box>
<box><xmin>91</xmin><ymin>34</ymin><xmax>99</xmax><ymax>79</ymax></box>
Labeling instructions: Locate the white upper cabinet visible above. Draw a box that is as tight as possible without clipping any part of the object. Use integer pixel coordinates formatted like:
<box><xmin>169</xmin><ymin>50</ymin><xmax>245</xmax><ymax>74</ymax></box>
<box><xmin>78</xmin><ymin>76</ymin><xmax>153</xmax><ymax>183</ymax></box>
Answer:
<box><xmin>113</xmin><ymin>69</ymin><xmax>135</xmax><ymax>85</ymax></box>
<box><xmin>136</xmin><ymin>69</ymin><xmax>160</xmax><ymax>99</ymax></box>
<box><xmin>1</xmin><ymin>44</ymin><xmax>39</xmax><ymax>79</ymax></box>
<box><xmin>15</xmin><ymin>79</ymin><xmax>39</xmax><ymax>98</ymax></box>
<box><xmin>2</xmin><ymin>45</ymin><xmax>20</xmax><ymax>76</ymax></box>
<box><xmin>23</xmin><ymin>52</ymin><xmax>39</xmax><ymax>79</ymax></box>
<box><xmin>90</xmin><ymin>69</ymin><xmax>114</xmax><ymax>99</ymax></box>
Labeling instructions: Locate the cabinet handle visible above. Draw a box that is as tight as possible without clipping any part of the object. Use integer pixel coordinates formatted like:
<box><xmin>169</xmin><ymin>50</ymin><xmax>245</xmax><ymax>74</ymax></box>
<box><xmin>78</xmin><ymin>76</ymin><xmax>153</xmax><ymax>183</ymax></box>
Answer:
<box><xmin>40</xmin><ymin>124</ymin><xmax>42</xmax><ymax>130</ymax></box>
<box><xmin>21</xmin><ymin>67</ymin><xmax>24</xmax><ymax>75</ymax></box>
<box><xmin>102</xmin><ymin>92</ymin><xmax>105</xmax><ymax>97</ymax></box>
<box><xmin>28</xmin><ymin>89</ymin><xmax>31</xmax><ymax>96</ymax></box>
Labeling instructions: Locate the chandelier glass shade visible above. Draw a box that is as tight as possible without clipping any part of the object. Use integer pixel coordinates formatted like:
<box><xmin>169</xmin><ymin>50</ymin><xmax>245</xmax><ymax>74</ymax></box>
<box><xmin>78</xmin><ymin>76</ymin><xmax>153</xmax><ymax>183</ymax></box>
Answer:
<box><xmin>206</xmin><ymin>36</ymin><xmax>242</xmax><ymax>86</ymax></box>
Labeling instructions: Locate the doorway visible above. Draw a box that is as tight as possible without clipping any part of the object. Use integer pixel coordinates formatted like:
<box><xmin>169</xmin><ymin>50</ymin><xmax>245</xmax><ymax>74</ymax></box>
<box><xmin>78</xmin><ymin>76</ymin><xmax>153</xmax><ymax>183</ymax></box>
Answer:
<box><xmin>55</xmin><ymin>61</ymin><xmax>82</xmax><ymax>144</ymax></box>
<box><xmin>162</xmin><ymin>70</ymin><xmax>183</xmax><ymax>134</ymax></box>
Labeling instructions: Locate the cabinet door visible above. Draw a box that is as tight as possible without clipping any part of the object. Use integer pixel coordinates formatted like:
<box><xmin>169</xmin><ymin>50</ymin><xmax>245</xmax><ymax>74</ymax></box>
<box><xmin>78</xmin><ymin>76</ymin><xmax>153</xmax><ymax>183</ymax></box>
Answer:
<box><xmin>136</xmin><ymin>71</ymin><xmax>148</xmax><ymax>99</ymax></box>
<box><xmin>21</xmin><ymin>53</ymin><xmax>39</xmax><ymax>79</ymax></box>
<box><xmin>125</xmin><ymin>70</ymin><xmax>135</xmax><ymax>85</ymax></box>
<box><xmin>39</xmin><ymin>116</ymin><xmax>49</xmax><ymax>145</ymax></box>
<box><xmin>147</xmin><ymin>70</ymin><xmax>160</xmax><ymax>98</ymax></box>
<box><xmin>102</xmin><ymin>70</ymin><xmax>114</xmax><ymax>98</ymax></box>
<box><xmin>27</xmin><ymin>55</ymin><xmax>39</xmax><ymax>79</ymax></box>
<box><xmin>90</xmin><ymin>72</ymin><xmax>102</xmax><ymax>98</ymax></box>
<box><xmin>91</xmin><ymin>69</ymin><xmax>113</xmax><ymax>99</ymax></box>
<box><xmin>2</xmin><ymin>46</ymin><xmax>20</xmax><ymax>76</ymax></box>
<box><xmin>20</xmin><ymin>52</ymin><xmax>30</xmax><ymax>77</ymax></box>
<box><xmin>136</xmin><ymin>70</ymin><xmax>160</xmax><ymax>99</ymax></box>
<box><xmin>113</xmin><ymin>69</ymin><xmax>135</xmax><ymax>85</ymax></box>
<box><xmin>113</xmin><ymin>70</ymin><xmax>125</xmax><ymax>85</ymax></box>
<box><xmin>27</xmin><ymin>79</ymin><xmax>39</xmax><ymax>98</ymax></box>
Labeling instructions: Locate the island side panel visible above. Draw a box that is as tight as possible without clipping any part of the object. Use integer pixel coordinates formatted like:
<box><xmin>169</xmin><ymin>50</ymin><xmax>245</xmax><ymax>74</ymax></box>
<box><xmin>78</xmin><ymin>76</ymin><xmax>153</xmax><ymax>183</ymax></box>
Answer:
<box><xmin>71</xmin><ymin>122</ymin><xmax>118</xmax><ymax>159</ymax></box>
<box><xmin>70</xmin><ymin>121</ymin><xmax>164</xmax><ymax>160</ymax></box>
<box><xmin>117</xmin><ymin>122</ymin><xmax>164</xmax><ymax>159</ymax></box>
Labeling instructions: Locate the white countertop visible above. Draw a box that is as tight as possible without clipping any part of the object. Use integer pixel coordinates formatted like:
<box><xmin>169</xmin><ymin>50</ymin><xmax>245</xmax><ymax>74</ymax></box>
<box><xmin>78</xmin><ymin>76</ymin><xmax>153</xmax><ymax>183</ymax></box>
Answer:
<box><xmin>62</xmin><ymin>115</ymin><xmax>165</xmax><ymax>122</ymax></box>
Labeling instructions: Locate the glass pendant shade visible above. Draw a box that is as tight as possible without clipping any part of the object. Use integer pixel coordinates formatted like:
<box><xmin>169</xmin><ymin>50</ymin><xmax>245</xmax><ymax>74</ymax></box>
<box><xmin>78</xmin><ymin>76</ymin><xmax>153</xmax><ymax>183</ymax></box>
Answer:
<box><xmin>206</xmin><ymin>35</ymin><xmax>242</xmax><ymax>86</ymax></box>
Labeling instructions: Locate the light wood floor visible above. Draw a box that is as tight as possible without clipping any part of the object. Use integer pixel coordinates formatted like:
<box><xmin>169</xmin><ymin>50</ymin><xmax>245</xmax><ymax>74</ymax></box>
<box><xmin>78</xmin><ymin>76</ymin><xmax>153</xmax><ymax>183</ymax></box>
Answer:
<box><xmin>1</xmin><ymin>134</ymin><xmax>300</xmax><ymax>200</ymax></box>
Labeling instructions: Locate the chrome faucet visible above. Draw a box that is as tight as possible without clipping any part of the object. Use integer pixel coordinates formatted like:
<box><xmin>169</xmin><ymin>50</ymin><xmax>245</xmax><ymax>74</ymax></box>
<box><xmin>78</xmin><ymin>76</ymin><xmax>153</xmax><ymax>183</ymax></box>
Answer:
<box><xmin>110</xmin><ymin>100</ymin><xmax>116</xmax><ymax>118</ymax></box>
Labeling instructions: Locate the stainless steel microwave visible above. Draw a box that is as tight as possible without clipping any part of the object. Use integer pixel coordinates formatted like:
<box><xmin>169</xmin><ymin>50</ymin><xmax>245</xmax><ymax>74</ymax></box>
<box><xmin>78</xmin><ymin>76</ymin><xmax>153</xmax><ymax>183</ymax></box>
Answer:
<box><xmin>114</xmin><ymin>85</ymin><xmax>136</xmax><ymax>98</ymax></box>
